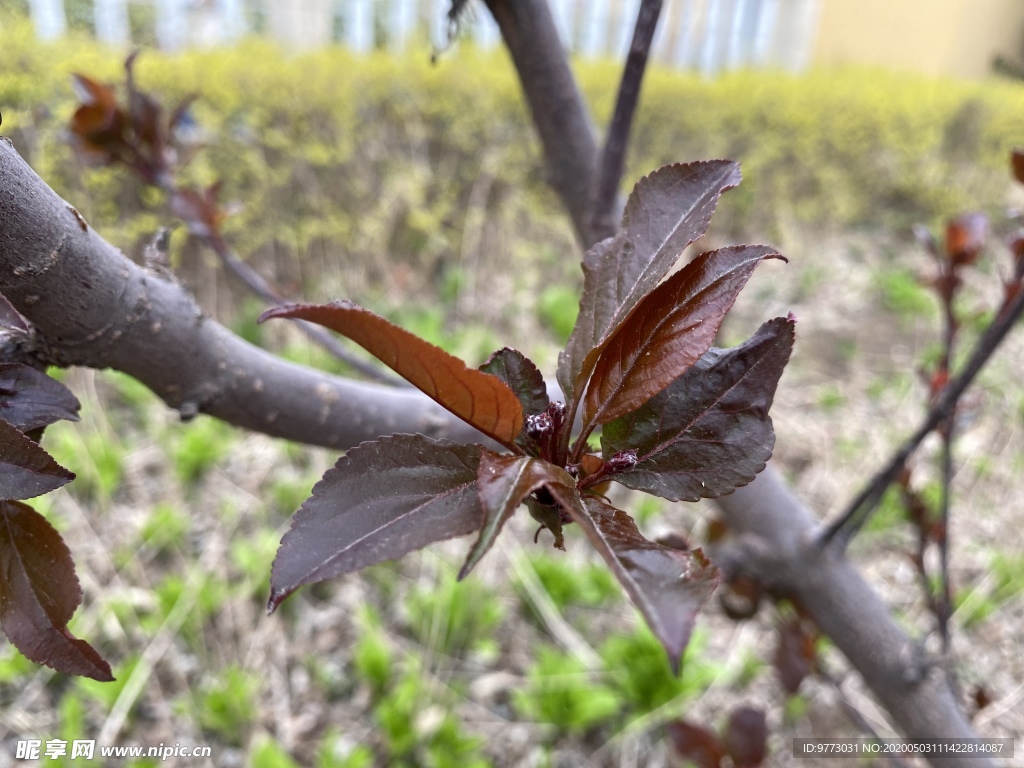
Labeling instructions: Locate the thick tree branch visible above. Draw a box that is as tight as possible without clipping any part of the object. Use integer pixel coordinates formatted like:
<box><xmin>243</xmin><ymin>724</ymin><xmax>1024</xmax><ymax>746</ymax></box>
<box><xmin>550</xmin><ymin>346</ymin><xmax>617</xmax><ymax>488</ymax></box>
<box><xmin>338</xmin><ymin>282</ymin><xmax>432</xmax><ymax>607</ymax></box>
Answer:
<box><xmin>712</xmin><ymin>471</ymin><xmax>987</xmax><ymax>762</ymax></box>
<box><xmin>482</xmin><ymin>0</ymin><xmax>602</xmax><ymax>247</ymax></box>
<box><xmin>0</xmin><ymin>139</ymin><xmax>474</xmax><ymax>448</ymax></box>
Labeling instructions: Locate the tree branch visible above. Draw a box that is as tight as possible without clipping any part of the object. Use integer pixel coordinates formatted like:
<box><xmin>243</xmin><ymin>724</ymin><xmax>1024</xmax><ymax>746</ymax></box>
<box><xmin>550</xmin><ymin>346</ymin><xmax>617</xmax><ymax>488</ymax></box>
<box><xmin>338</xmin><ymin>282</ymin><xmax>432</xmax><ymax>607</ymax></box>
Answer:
<box><xmin>711</xmin><ymin>471</ymin><xmax>988</xmax><ymax>763</ymax></box>
<box><xmin>591</xmin><ymin>0</ymin><xmax>662</xmax><ymax>241</ymax></box>
<box><xmin>0</xmin><ymin>138</ymin><xmax>473</xmax><ymax>448</ymax></box>
<box><xmin>482</xmin><ymin>0</ymin><xmax>602</xmax><ymax>247</ymax></box>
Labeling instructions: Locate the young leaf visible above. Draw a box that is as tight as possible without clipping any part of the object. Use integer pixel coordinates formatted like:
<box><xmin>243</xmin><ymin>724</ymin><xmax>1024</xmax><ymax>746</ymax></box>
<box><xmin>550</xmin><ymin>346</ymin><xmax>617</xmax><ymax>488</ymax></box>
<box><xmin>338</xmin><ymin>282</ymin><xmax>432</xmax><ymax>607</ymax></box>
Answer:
<box><xmin>0</xmin><ymin>500</ymin><xmax>114</xmax><ymax>681</ymax></box>
<box><xmin>567</xmin><ymin>496</ymin><xmax>718</xmax><ymax>673</ymax></box>
<box><xmin>268</xmin><ymin>435</ymin><xmax>484</xmax><ymax>612</ymax></box>
<box><xmin>260</xmin><ymin>302</ymin><xmax>524</xmax><ymax>447</ymax></box>
<box><xmin>583</xmin><ymin>245</ymin><xmax>783</xmax><ymax>431</ymax></box>
<box><xmin>601</xmin><ymin>316</ymin><xmax>795</xmax><ymax>502</ymax></box>
<box><xmin>558</xmin><ymin>161</ymin><xmax>742</xmax><ymax>400</ymax></box>
<box><xmin>458</xmin><ymin>451</ymin><xmax>573</xmax><ymax>579</ymax></box>
<box><xmin>774</xmin><ymin>614</ymin><xmax>817</xmax><ymax>694</ymax></box>
<box><xmin>479</xmin><ymin>348</ymin><xmax>550</xmax><ymax>416</ymax></box>
<box><xmin>668</xmin><ymin>720</ymin><xmax>725</xmax><ymax>768</ymax></box>
<box><xmin>723</xmin><ymin>706</ymin><xmax>768</xmax><ymax>768</ymax></box>
<box><xmin>0</xmin><ymin>363</ymin><xmax>81</xmax><ymax>432</ymax></box>
<box><xmin>0</xmin><ymin>418</ymin><xmax>75</xmax><ymax>500</ymax></box>
<box><xmin>69</xmin><ymin>73</ymin><xmax>126</xmax><ymax>166</ymax></box>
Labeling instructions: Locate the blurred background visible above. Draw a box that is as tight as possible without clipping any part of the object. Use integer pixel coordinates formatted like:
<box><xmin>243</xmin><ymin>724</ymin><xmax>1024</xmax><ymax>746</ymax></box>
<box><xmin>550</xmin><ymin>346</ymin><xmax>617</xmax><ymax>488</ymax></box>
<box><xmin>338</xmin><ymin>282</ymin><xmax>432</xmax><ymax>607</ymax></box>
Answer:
<box><xmin>1</xmin><ymin>1</ymin><xmax>1023</xmax><ymax>766</ymax></box>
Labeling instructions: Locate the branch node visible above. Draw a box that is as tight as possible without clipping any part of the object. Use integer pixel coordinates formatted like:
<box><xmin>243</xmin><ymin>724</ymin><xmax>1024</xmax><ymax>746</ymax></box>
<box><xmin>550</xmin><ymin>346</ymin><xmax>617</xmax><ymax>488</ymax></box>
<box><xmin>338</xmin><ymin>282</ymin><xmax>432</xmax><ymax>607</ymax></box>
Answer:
<box><xmin>178</xmin><ymin>401</ymin><xmax>200</xmax><ymax>421</ymax></box>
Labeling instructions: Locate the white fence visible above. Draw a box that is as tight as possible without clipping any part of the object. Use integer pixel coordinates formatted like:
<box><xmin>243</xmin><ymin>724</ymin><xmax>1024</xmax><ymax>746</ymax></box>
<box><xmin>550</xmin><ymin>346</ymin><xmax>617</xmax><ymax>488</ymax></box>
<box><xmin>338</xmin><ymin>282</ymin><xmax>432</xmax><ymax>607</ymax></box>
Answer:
<box><xmin>23</xmin><ymin>0</ymin><xmax>821</xmax><ymax>74</ymax></box>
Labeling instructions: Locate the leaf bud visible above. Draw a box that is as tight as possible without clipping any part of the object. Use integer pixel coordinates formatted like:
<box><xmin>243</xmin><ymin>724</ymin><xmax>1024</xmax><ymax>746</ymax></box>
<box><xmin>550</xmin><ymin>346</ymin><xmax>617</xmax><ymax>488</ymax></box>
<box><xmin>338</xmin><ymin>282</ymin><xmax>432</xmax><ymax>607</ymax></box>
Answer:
<box><xmin>606</xmin><ymin>449</ymin><xmax>638</xmax><ymax>473</ymax></box>
<box><xmin>525</xmin><ymin>412</ymin><xmax>554</xmax><ymax>441</ymax></box>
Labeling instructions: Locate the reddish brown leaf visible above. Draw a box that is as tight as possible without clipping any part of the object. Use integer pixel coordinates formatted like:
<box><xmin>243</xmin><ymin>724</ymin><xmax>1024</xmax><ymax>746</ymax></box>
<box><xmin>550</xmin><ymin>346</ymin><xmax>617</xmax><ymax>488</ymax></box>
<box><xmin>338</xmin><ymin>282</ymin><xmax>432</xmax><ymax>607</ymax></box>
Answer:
<box><xmin>584</xmin><ymin>246</ymin><xmax>782</xmax><ymax>430</ymax></box>
<box><xmin>601</xmin><ymin>316</ymin><xmax>794</xmax><ymax>501</ymax></box>
<box><xmin>69</xmin><ymin>74</ymin><xmax>126</xmax><ymax>164</ymax></box>
<box><xmin>568</xmin><ymin>496</ymin><xmax>718</xmax><ymax>673</ymax></box>
<box><xmin>268</xmin><ymin>435</ymin><xmax>483</xmax><ymax>611</ymax></box>
<box><xmin>458</xmin><ymin>452</ymin><xmax>573</xmax><ymax>579</ymax></box>
<box><xmin>668</xmin><ymin>720</ymin><xmax>724</xmax><ymax>768</ymax></box>
<box><xmin>723</xmin><ymin>706</ymin><xmax>767</xmax><ymax>767</ymax></box>
<box><xmin>1012</xmin><ymin>149</ymin><xmax>1024</xmax><ymax>185</ymax></box>
<box><xmin>558</xmin><ymin>161</ymin><xmax>742</xmax><ymax>401</ymax></box>
<box><xmin>260</xmin><ymin>302</ymin><xmax>524</xmax><ymax>447</ymax></box>
<box><xmin>774</xmin><ymin>615</ymin><xmax>817</xmax><ymax>694</ymax></box>
<box><xmin>945</xmin><ymin>212</ymin><xmax>988</xmax><ymax>266</ymax></box>
<box><xmin>0</xmin><ymin>419</ymin><xmax>75</xmax><ymax>500</ymax></box>
<box><xmin>170</xmin><ymin>183</ymin><xmax>227</xmax><ymax>239</ymax></box>
<box><xmin>972</xmin><ymin>685</ymin><xmax>992</xmax><ymax>713</ymax></box>
<box><xmin>0</xmin><ymin>364</ymin><xmax>81</xmax><ymax>432</ymax></box>
<box><xmin>0</xmin><ymin>500</ymin><xmax>113</xmax><ymax>681</ymax></box>
<box><xmin>125</xmin><ymin>52</ymin><xmax>164</xmax><ymax>151</ymax></box>
<box><xmin>719</xmin><ymin>574</ymin><xmax>764</xmax><ymax>621</ymax></box>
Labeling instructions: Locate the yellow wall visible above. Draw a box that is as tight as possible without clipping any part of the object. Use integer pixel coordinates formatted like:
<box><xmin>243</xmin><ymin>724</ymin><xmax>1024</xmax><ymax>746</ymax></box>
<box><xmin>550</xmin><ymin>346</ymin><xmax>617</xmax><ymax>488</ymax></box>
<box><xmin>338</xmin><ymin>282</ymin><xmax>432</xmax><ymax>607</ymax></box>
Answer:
<box><xmin>813</xmin><ymin>0</ymin><xmax>1024</xmax><ymax>78</ymax></box>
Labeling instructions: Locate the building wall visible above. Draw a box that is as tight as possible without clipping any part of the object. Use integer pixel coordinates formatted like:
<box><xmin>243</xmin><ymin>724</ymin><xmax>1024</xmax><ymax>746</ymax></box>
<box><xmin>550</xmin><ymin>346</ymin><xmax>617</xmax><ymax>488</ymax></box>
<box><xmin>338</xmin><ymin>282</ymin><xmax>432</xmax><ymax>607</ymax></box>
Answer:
<box><xmin>813</xmin><ymin>0</ymin><xmax>1024</xmax><ymax>78</ymax></box>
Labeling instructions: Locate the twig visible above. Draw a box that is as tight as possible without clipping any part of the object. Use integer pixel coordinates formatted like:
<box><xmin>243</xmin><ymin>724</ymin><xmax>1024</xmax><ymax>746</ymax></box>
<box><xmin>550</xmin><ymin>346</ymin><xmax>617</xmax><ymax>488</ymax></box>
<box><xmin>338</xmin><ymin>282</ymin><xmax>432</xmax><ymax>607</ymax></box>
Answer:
<box><xmin>202</xmin><ymin>231</ymin><xmax>404</xmax><ymax>385</ymax></box>
<box><xmin>817</xmin><ymin>667</ymin><xmax>916</xmax><ymax>768</ymax></box>
<box><xmin>937</xmin><ymin>415</ymin><xmax>954</xmax><ymax>655</ymax></box>
<box><xmin>820</xmin><ymin>283</ymin><xmax>1024</xmax><ymax>548</ymax></box>
<box><xmin>590</xmin><ymin>0</ymin><xmax>663</xmax><ymax>242</ymax></box>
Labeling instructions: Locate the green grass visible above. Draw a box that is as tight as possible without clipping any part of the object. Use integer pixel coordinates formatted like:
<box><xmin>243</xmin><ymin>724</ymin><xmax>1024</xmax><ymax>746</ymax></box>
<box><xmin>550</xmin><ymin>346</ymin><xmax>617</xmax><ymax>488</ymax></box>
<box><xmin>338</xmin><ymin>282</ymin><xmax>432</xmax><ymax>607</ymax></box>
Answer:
<box><xmin>513</xmin><ymin>647</ymin><xmax>621</xmax><ymax>735</ymax></box>
<box><xmin>875</xmin><ymin>268</ymin><xmax>936</xmax><ymax>323</ymax></box>
<box><xmin>405</xmin><ymin>569</ymin><xmax>504</xmax><ymax>657</ymax></box>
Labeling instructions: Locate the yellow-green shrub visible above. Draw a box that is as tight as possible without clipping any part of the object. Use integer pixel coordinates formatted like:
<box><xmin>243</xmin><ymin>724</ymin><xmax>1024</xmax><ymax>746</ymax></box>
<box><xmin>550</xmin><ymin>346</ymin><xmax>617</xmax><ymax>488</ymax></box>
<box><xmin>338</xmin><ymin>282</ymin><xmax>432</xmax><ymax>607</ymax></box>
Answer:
<box><xmin>2</xmin><ymin>12</ymin><xmax>1022</xmax><ymax>306</ymax></box>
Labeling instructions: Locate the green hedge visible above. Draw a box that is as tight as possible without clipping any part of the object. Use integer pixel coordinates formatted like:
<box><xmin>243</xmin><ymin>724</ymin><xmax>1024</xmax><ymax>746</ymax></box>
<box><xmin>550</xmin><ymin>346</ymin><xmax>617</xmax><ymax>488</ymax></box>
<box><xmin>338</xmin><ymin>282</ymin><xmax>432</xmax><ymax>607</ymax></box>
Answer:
<box><xmin>2</xmin><ymin>12</ymin><xmax>1023</xmax><ymax>298</ymax></box>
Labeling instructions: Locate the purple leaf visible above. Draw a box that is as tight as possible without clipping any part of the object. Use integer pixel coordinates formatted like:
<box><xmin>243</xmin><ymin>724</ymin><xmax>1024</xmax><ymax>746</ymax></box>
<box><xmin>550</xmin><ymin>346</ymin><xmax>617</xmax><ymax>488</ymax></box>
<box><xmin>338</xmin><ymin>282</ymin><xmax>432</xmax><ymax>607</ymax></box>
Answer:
<box><xmin>268</xmin><ymin>435</ymin><xmax>484</xmax><ymax>612</ymax></box>
<box><xmin>0</xmin><ymin>364</ymin><xmax>81</xmax><ymax>432</ymax></box>
<box><xmin>558</xmin><ymin>161</ymin><xmax>742</xmax><ymax>401</ymax></box>
<box><xmin>0</xmin><ymin>500</ymin><xmax>113</xmax><ymax>681</ymax></box>
<box><xmin>458</xmin><ymin>451</ymin><xmax>573</xmax><ymax>579</ymax></box>
<box><xmin>583</xmin><ymin>245</ymin><xmax>783</xmax><ymax>431</ymax></box>
<box><xmin>0</xmin><ymin>419</ymin><xmax>75</xmax><ymax>500</ymax></box>
<box><xmin>567</xmin><ymin>496</ymin><xmax>718</xmax><ymax>673</ymax></box>
<box><xmin>723</xmin><ymin>706</ymin><xmax>768</xmax><ymax>768</ymax></box>
<box><xmin>601</xmin><ymin>316</ymin><xmax>794</xmax><ymax>502</ymax></box>
<box><xmin>479</xmin><ymin>348</ymin><xmax>550</xmax><ymax>416</ymax></box>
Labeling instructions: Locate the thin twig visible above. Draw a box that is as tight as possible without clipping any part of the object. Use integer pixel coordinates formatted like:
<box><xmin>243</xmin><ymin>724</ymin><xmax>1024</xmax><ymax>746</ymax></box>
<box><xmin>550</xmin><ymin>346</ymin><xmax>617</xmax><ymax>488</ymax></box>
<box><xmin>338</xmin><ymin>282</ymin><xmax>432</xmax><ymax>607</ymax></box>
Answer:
<box><xmin>936</xmin><ymin>269</ymin><xmax>958</xmax><ymax>655</ymax></box>
<box><xmin>590</xmin><ymin>0</ymin><xmax>663</xmax><ymax>242</ymax></box>
<box><xmin>938</xmin><ymin>415</ymin><xmax>954</xmax><ymax>655</ymax></box>
<box><xmin>820</xmin><ymin>283</ymin><xmax>1024</xmax><ymax>548</ymax></box>
<box><xmin>817</xmin><ymin>667</ymin><xmax>916</xmax><ymax>768</ymax></box>
<box><xmin>151</xmin><ymin>173</ymin><xmax>401</xmax><ymax>384</ymax></box>
<box><xmin>203</xmin><ymin>232</ymin><xmax>403</xmax><ymax>384</ymax></box>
